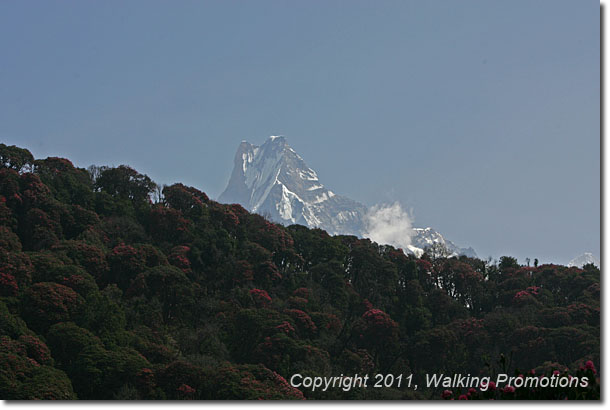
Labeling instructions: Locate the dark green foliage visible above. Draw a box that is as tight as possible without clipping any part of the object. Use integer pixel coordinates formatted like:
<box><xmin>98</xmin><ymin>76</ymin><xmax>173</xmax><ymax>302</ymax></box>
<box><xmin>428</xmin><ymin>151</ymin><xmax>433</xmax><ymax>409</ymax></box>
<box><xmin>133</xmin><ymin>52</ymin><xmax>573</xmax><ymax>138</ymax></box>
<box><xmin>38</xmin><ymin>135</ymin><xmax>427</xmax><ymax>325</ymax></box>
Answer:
<box><xmin>0</xmin><ymin>334</ymin><xmax>76</xmax><ymax>399</ymax></box>
<box><xmin>128</xmin><ymin>265</ymin><xmax>196</xmax><ymax>324</ymax></box>
<box><xmin>94</xmin><ymin>165</ymin><xmax>156</xmax><ymax>203</ymax></box>
<box><xmin>33</xmin><ymin>157</ymin><xmax>94</xmax><ymax>208</ymax></box>
<box><xmin>0</xmin><ymin>145</ymin><xmax>600</xmax><ymax>400</ymax></box>
<box><xmin>21</xmin><ymin>282</ymin><xmax>85</xmax><ymax>333</ymax></box>
<box><xmin>0</xmin><ymin>144</ymin><xmax>34</xmax><ymax>172</ymax></box>
<box><xmin>0</xmin><ymin>301</ymin><xmax>29</xmax><ymax>338</ymax></box>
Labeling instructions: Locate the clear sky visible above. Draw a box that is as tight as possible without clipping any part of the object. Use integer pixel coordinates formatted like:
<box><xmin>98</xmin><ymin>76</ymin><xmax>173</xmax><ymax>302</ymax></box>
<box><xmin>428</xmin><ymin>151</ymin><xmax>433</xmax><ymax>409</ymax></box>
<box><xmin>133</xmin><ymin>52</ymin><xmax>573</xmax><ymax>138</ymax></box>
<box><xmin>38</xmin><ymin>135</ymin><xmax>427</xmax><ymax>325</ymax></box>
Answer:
<box><xmin>0</xmin><ymin>1</ymin><xmax>599</xmax><ymax>265</ymax></box>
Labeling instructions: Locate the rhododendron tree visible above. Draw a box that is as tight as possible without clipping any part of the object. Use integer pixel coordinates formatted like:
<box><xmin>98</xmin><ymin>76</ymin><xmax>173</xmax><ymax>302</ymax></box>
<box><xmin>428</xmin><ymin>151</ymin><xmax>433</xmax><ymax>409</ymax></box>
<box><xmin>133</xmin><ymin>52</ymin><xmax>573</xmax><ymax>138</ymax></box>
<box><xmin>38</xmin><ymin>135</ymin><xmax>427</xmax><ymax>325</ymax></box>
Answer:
<box><xmin>106</xmin><ymin>243</ymin><xmax>146</xmax><ymax>289</ymax></box>
<box><xmin>163</xmin><ymin>183</ymin><xmax>209</xmax><ymax>219</ymax></box>
<box><xmin>94</xmin><ymin>165</ymin><xmax>156</xmax><ymax>203</ymax></box>
<box><xmin>147</xmin><ymin>205</ymin><xmax>192</xmax><ymax>244</ymax></box>
<box><xmin>284</xmin><ymin>309</ymin><xmax>317</xmax><ymax>334</ymax></box>
<box><xmin>22</xmin><ymin>282</ymin><xmax>84</xmax><ymax>332</ymax></box>
<box><xmin>19</xmin><ymin>208</ymin><xmax>61</xmax><ymax>250</ymax></box>
<box><xmin>33</xmin><ymin>157</ymin><xmax>94</xmax><ymax>208</ymax></box>
<box><xmin>0</xmin><ymin>271</ymin><xmax>18</xmax><ymax>296</ymax></box>
<box><xmin>0</xmin><ymin>144</ymin><xmax>34</xmax><ymax>171</ymax></box>
<box><xmin>249</xmin><ymin>288</ymin><xmax>272</xmax><ymax>307</ymax></box>
<box><xmin>51</xmin><ymin>240</ymin><xmax>108</xmax><ymax>279</ymax></box>
<box><xmin>0</xmin><ymin>335</ymin><xmax>76</xmax><ymax>399</ymax></box>
<box><xmin>168</xmin><ymin>245</ymin><xmax>192</xmax><ymax>274</ymax></box>
<box><xmin>128</xmin><ymin>265</ymin><xmax>196</xmax><ymax>324</ymax></box>
<box><xmin>234</xmin><ymin>260</ymin><xmax>255</xmax><ymax>282</ymax></box>
<box><xmin>353</xmin><ymin>308</ymin><xmax>398</xmax><ymax>367</ymax></box>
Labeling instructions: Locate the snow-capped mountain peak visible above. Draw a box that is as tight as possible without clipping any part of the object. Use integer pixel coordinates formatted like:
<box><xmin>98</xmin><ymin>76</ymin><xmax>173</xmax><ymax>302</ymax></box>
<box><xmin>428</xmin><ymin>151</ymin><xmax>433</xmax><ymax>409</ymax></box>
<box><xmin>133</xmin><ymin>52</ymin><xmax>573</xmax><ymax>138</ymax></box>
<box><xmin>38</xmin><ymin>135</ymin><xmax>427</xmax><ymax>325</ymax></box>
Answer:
<box><xmin>219</xmin><ymin>136</ymin><xmax>366</xmax><ymax>235</ymax></box>
<box><xmin>219</xmin><ymin>136</ymin><xmax>476</xmax><ymax>257</ymax></box>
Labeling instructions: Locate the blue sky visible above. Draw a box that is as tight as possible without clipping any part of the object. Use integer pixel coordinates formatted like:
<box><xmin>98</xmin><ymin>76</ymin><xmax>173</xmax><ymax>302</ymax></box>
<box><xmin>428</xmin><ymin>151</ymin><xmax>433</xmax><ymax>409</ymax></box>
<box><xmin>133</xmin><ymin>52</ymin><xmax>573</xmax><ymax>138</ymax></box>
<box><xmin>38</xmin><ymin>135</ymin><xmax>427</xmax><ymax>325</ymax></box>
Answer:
<box><xmin>0</xmin><ymin>0</ymin><xmax>599</xmax><ymax>264</ymax></box>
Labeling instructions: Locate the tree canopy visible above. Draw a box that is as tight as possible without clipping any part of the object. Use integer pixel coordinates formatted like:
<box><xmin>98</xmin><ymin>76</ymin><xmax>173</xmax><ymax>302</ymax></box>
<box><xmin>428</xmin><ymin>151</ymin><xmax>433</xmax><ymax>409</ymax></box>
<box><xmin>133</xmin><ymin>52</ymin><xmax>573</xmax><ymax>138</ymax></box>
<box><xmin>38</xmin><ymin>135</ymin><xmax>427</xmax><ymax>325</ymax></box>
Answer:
<box><xmin>0</xmin><ymin>146</ymin><xmax>600</xmax><ymax>400</ymax></box>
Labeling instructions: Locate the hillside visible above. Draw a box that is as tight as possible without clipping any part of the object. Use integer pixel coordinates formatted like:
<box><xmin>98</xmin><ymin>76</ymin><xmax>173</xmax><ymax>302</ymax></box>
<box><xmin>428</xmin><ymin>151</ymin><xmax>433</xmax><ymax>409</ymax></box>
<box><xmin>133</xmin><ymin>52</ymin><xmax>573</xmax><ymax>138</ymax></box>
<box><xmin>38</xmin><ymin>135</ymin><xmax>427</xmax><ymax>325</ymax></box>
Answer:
<box><xmin>0</xmin><ymin>144</ymin><xmax>600</xmax><ymax>400</ymax></box>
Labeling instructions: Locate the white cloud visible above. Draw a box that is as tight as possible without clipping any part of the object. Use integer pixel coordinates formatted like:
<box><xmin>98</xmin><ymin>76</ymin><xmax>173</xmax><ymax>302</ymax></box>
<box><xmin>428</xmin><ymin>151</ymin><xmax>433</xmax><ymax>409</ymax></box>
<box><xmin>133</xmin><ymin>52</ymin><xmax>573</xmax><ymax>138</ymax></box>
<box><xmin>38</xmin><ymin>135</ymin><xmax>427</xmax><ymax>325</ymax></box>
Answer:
<box><xmin>363</xmin><ymin>202</ymin><xmax>414</xmax><ymax>252</ymax></box>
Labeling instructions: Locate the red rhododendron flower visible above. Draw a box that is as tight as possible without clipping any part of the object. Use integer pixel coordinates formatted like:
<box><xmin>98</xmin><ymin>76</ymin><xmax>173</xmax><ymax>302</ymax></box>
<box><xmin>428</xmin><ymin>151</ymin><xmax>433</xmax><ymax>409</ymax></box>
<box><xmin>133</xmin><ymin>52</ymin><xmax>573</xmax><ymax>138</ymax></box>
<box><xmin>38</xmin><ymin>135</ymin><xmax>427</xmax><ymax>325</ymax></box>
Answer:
<box><xmin>585</xmin><ymin>360</ymin><xmax>597</xmax><ymax>374</ymax></box>
<box><xmin>250</xmin><ymin>288</ymin><xmax>272</xmax><ymax>307</ymax></box>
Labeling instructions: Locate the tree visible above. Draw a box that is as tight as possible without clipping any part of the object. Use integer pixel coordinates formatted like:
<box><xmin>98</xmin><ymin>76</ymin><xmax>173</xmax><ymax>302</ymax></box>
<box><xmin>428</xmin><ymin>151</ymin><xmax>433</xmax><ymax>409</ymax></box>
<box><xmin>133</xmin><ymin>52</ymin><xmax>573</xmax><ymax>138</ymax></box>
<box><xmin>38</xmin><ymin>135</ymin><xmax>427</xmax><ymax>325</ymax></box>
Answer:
<box><xmin>147</xmin><ymin>205</ymin><xmax>192</xmax><ymax>244</ymax></box>
<box><xmin>163</xmin><ymin>183</ymin><xmax>209</xmax><ymax>219</ymax></box>
<box><xmin>0</xmin><ymin>144</ymin><xmax>34</xmax><ymax>172</ymax></box>
<box><xmin>353</xmin><ymin>308</ymin><xmax>398</xmax><ymax>368</ymax></box>
<box><xmin>0</xmin><ymin>335</ymin><xmax>76</xmax><ymax>399</ymax></box>
<box><xmin>499</xmin><ymin>256</ymin><xmax>519</xmax><ymax>273</ymax></box>
<box><xmin>128</xmin><ymin>265</ymin><xmax>196</xmax><ymax>324</ymax></box>
<box><xmin>94</xmin><ymin>165</ymin><xmax>156</xmax><ymax>203</ymax></box>
<box><xmin>33</xmin><ymin>157</ymin><xmax>94</xmax><ymax>207</ymax></box>
<box><xmin>21</xmin><ymin>282</ymin><xmax>84</xmax><ymax>333</ymax></box>
<box><xmin>424</xmin><ymin>242</ymin><xmax>453</xmax><ymax>260</ymax></box>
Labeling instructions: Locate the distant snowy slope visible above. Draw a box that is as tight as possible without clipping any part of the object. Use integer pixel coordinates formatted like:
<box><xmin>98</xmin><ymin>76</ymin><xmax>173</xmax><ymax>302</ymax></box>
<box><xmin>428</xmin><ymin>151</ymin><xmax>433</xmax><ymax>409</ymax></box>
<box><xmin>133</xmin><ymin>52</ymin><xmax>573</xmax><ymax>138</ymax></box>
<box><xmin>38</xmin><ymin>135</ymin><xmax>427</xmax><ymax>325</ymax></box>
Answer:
<box><xmin>567</xmin><ymin>253</ymin><xmax>599</xmax><ymax>268</ymax></box>
<box><xmin>409</xmin><ymin>227</ymin><xmax>477</xmax><ymax>258</ymax></box>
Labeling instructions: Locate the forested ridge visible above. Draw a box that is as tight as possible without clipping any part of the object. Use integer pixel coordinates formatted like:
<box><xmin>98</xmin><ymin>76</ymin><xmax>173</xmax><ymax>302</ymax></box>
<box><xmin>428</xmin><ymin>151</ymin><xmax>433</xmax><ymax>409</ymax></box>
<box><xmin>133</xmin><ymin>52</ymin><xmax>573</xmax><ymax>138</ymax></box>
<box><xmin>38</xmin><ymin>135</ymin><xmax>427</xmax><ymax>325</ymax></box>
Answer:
<box><xmin>0</xmin><ymin>144</ymin><xmax>600</xmax><ymax>400</ymax></box>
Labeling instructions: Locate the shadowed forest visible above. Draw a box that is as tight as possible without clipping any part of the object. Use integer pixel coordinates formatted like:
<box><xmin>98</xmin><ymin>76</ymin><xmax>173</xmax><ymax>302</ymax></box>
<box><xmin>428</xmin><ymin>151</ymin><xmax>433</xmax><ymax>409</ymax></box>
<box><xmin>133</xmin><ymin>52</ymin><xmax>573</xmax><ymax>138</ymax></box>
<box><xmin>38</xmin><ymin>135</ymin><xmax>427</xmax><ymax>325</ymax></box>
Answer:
<box><xmin>0</xmin><ymin>144</ymin><xmax>600</xmax><ymax>400</ymax></box>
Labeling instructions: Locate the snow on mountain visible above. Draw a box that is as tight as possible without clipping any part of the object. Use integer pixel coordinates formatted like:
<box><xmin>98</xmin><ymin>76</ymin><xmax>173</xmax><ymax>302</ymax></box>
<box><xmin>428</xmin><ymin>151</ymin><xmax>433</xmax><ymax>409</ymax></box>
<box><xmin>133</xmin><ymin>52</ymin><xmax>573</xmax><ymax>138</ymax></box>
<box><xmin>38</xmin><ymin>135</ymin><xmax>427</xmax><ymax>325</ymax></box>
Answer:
<box><xmin>567</xmin><ymin>253</ymin><xmax>599</xmax><ymax>268</ymax></box>
<box><xmin>408</xmin><ymin>227</ymin><xmax>478</xmax><ymax>258</ymax></box>
<box><xmin>218</xmin><ymin>136</ymin><xmax>366</xmax><ymax>236</ymax></box>
<box><xmin>219</xmin><ymin>136</ymin><xmax>476</xmax><ymax>257</ymax></box>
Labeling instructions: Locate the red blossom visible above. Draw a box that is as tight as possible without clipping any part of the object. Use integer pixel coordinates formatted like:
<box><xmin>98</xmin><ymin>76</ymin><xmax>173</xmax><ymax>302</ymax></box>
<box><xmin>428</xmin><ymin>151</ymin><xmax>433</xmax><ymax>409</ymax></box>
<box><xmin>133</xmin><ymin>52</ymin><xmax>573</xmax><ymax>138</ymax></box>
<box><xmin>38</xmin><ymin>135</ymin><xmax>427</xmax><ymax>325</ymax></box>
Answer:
<box><xmin>324</xmin><ymin>314</ymin><xmax>342</xmax><ymax>332</ymax></box>
<box><xmin>585</xmin><ymin>360</ymin><xmax>597</xmax><ymax>374</ymax></box>
<box><xmin>235</xmin><ymin>260</ymin><xmax>255</xmax><ymax>282</ymax></box>
<box><xmin>416</xmin><ymin>259</ymin><xmax>433</xmax><ymax>273</ymax></box>
<box><xmin>526</xmin><ymin>285</ymin><xmax>541</xmax><ymax>295</ymax></box>
<box><xmin>275</xmin><ymin>321</ymin><xmax>295</xmax><ymax>335</ymax></box>
<box><xmin>169</xmin><ymin>245</ymin><xmax>192</xmax><ymax>274</ymax></box>
<box><xmin>288</xmin><ymin>296</ymin><xmax>308</xmax><ymax>308</ymax></box>
<box><xmin>250</xmin><ymin>288</ymin><xmax>272</xmax><ymax>307</ymax></box>
<box><xmin>513</xmin><ymin>285</ymin><xmax>546</xmax><ymax>305</ymax></box>
<box><xmin>148</xmin><ymin>205</ymin><xmax>191</xmax><ymax>241</ymax></box>
<box><xmin>284</xmin><ymin>309</ymin><xmax>317</xmax><ymax>333</ymax></box>
<box><xmin>177</xmin><ymin>383</ymin><xmax>196</xmax><ymax>398</ymax></box>
<box><xmin>163</xmin><ymin>183</ymin><xmax>208</xmax><ymax>215</ymax></box>
<box><xmin>292</xmin><ymin>287</ymin><xmax>310</xmax><ymax>299</ymax></box>
<box><xmin>136</xmin><ymin>368</ymin><xmax>156</xmax><ymax>391</ymax></box>
<box><xmin>0</xmin><ymin>272</ymin><xmax>18</xmax><ymax>296</ymax></box>
<box><xmin>18</xmin><ymin>335</ymin><xmax>52</xmax><ymax>365</ymax></box>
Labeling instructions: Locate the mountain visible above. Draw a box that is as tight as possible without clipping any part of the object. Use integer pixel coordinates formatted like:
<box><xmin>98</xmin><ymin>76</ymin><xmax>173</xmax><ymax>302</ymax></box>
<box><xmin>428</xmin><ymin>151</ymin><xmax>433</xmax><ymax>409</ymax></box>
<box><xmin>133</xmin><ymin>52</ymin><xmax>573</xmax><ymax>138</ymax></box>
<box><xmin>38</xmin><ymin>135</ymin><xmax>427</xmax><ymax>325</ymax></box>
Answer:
<box><xmin>219</xmin><ymin>136</ymin><xmax>476</xmax><ymax>257</ymax></box>
<box><xmin>409</xmin><ymin>227</ymin><xmax>478</xmax><ymax>258</ymax></box>
<box><xmin>567</xmin><ymin>252</ymin><xmax>599</xmax><ymax>268</ymax></box>
<box><xmin>218</xmin><ymin>136</ymin><xmax>366</xmax><ymax>236</ymax></box>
